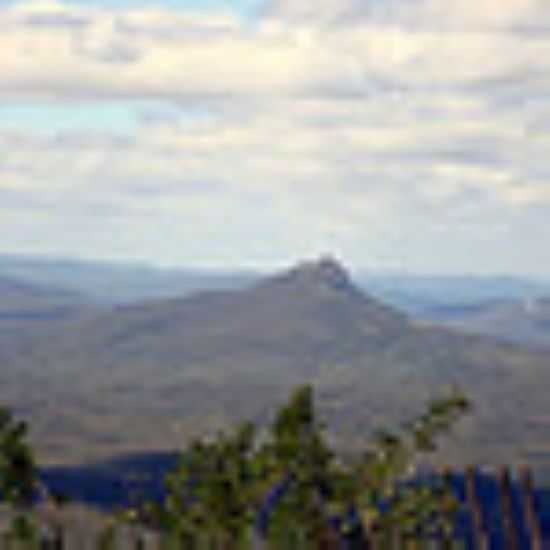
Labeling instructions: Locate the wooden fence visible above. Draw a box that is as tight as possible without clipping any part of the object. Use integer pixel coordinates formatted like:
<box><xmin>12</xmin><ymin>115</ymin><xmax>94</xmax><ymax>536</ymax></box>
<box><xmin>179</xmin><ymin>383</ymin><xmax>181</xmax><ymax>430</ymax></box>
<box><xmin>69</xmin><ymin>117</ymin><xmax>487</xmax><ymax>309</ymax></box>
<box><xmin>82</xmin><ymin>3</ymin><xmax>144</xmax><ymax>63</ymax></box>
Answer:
<box><xmin>0</xmin><ymin>465</ymin><xmax>547</xmax><ymax>549</ymax></box>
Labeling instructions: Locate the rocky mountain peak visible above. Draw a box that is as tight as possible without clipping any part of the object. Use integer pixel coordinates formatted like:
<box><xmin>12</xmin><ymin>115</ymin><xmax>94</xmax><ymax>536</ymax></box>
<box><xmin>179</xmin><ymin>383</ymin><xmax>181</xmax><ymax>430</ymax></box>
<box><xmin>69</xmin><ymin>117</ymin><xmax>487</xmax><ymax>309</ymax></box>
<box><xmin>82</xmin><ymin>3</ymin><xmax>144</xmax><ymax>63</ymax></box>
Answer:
<box><xmin>265</xmin><ymin>255</ymin><xmax>357</xmax><ymax>295</ymax></box>
<box><xmin>296</xmin><ymin>256</ymin><xmax>350</xmax><ymax>285</ymax></box>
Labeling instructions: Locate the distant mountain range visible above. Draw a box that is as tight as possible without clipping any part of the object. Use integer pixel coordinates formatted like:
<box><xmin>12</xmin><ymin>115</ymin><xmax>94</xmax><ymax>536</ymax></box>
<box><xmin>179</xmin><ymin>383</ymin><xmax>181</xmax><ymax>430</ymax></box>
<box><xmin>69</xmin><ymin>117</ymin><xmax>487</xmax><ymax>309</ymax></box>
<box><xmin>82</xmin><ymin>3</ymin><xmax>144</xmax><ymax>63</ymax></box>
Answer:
<box><xmin>1</xmin><ymin>256</ymin><xmax>550</xmax><ymax>472</ymax></box>
<box><xmin>2</xmin><ymin>253</ymin><xmax>550</xmax><ymax>308</ymax></box>
<box><xmin>0</xmin><ymin>274</ymin><xmax>91</xmax><ymax>320</ymax></box>
<box><xmin>420</xmin><ymin>297</ymin><xmax>550</xmax><ymax>350</ymax></box>
<box><xmin>359</xmin><ymin>273</ymin><xmax>550</xmax><ymax>315</ymax></box>
<box><xmin>0</xmin><ymin>254</ymin><xmax>257</xmax><ymax>304</ymax></box>
<box><xmin>2</xmin><ymin>252</ymin><xmax>550</xmax><ymax>350</ymax></box>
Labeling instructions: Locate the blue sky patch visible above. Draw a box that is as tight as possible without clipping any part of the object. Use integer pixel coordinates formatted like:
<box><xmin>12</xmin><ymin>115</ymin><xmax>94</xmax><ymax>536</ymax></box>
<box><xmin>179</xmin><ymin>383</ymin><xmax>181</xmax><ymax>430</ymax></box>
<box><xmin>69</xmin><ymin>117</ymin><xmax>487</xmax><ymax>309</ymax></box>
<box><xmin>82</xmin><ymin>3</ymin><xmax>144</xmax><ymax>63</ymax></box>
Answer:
<box><xmin>0</xmin><ymin>100</ymin><xmax>194</xmax><ymax>135</ymax></box>
<box><xmin>9</xmin><ymin>0</ymin><xmax>266</xmax><ymax>18</ymax></box>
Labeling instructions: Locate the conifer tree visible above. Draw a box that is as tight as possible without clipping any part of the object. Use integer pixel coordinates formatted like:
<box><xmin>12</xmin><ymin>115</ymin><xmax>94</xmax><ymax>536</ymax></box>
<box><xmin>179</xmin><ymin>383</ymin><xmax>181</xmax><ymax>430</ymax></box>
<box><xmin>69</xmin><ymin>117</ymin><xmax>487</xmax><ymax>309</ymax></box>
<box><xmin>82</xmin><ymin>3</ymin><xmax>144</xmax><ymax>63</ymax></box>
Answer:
<box><xmin>135</xmin><ymin>384</ymin><xmax>470</xmax><ymax>549</ymax></box>
<box><xmin>0</xmin><ymin>407</ymin><xmax>36</xmax><ymax>507</ymax></box>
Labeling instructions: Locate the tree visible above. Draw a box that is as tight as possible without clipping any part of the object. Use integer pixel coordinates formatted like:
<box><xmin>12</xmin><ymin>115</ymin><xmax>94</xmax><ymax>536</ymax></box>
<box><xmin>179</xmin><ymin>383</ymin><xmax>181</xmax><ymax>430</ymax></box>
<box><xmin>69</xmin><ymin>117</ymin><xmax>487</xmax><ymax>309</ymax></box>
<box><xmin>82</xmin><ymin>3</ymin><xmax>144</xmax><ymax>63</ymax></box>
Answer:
<box><xmin>255</xmin><ymin>385</ymin><xmax>335</xmax><ymax>548</ymax></box>
<box><xmin>135</xmin><ymin>384</ymin><xmax>470</xmax><ymax>549</ymax></box>
<box><xmin>0</xmin><ymin>407</ymin><xmax>38</xmax><ymax>545</ymax></box>
<box><xmin>137</xmin><ymin>423</ymin><xmax>258</xmax><ymax>549</ymax></box>
<box><xmin>0</xmin><ymin>406</ymin><xmax>36</xmax><ymax>507</ymax></box>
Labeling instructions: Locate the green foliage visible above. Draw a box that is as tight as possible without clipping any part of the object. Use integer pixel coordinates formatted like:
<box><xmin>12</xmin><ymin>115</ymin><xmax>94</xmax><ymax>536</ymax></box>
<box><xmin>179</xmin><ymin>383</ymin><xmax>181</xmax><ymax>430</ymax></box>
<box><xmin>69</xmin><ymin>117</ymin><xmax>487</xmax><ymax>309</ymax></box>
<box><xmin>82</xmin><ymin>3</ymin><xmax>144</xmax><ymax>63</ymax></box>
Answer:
<box><xmin>258</xmin><ymin>386</ymin><xmax>334</xmax><ymax>549</ymax></box>
<box><xmin>0</xmin><ymin>388</ymin><xmax>470</xmax><ymax>548</ymax></box>
<box><xmin>0</xmin><ymin>407</ymin><xmax>36</xmax><ymax>507</ymax></box>
<box><xmin>349</xmin><ymin>387</ymin><xmax>470</xmax><ymax>539</ymax></box>
<box><xmin>136</xmin><ymin>423</ymin><xmax>258</xmax><ymax>549</ymax></box>
<box><xmin>7</xmin><ymin>514</ymin><xmax>38</xmax><ymax>543</ymax></box>
<box><xmin>134</xmin><ymin>384</ymin><xmax>471</xmax><ymax>549</ymax></box>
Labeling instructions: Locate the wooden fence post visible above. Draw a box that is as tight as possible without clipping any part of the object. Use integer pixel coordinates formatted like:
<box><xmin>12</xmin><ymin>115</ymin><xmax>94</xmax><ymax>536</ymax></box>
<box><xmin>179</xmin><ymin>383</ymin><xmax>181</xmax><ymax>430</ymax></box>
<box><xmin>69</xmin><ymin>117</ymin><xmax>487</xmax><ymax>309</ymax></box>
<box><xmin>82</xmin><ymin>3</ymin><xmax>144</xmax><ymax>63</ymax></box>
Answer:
<box><xmin>464</xmin><ymin>465</ymin><xmax>489</xmax><ymax>550</ymax></box>
<box><xmin>363</xmin><ymin>524</ymin><xmax>380</xmax><ymax>550</ymax></box>
<box><xmin>141</xmin><ymin>530</ymin><xmax>163</xmax><ymax>550</ymax></box>
<box><xmin>497</xmin><ymin>466</ymin><xmax>519</xmax><ymax>550</ymax></box>
<box><xmin>518</xmin><ymin>465</ymin><xmax>543</xmax><ymax>550</ymax></box>
<box><xmin>39</xmin><ymin>523</ymin><xmax>64</xmax><ymax>550</ymax></box>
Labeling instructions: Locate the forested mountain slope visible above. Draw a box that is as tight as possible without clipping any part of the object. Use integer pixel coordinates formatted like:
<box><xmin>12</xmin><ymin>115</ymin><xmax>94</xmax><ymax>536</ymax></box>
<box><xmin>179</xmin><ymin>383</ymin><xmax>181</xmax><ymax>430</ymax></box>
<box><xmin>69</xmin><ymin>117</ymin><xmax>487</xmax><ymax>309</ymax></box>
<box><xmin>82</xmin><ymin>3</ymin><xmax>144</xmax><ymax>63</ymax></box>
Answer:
<box><xmin>0</xmin><ymin>258</ymin><xmax>549</xmax><ymax>469</ymax></box>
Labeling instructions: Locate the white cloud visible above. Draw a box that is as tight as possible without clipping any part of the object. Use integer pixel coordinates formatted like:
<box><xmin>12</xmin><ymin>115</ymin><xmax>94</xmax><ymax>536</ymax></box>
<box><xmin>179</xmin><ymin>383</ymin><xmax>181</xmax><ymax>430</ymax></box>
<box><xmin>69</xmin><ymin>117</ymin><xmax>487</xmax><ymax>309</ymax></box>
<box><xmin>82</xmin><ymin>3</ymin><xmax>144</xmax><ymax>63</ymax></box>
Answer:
<box><xmin>265</xmin><ymin>0</ymin><xmax>547</xmax><ymax>30</ymax></box>
<box><xmin>0</xmin><ymin>0</ymin><xmax>549</xmax><ymax>274</ymax></box>
<box><xmin>1</xmin><ymin>0</ymin><xmax>548</xmax><ymax>99</ymax></box>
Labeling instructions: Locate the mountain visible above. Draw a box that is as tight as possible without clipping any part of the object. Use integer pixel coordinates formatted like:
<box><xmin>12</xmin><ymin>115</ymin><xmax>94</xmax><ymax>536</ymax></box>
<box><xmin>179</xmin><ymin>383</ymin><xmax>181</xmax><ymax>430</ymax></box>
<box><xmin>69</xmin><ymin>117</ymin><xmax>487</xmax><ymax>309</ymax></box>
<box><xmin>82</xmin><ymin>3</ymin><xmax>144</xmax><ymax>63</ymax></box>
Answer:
<box><xmin>0</xmin><ymin>273</ymin><xmax>98</xmax><ymax>337</ymax></box>
<box><xmin>0</xmin><ymin>275</ymin><xmax>91</xmax><ymax>318</ymax></box>
<box><xmin>0</xmin><ymin>274</ymin><xmax>100</xmax><ymax>375</ymax></box>
<box><xmin>50</xmin><ymin>257</ymin><xmax>408</xmax><ymax>371</ymax></box>
<box><xmin>358</xmin><ymin>273</ymin><xmax>550</xmax><ymax>316</ymax></box>
<box><xmin>4</xmin><ymin>253</ymin><xmax>550</xmax><ymax>310</ymax></box>
<box><xmin>0</xmin><ymin>254</ymin><xmax>258</xmax><ymax>304</ymax></box>
<box><xmin>2</xmin><ymin>257</ymin><xmax>550</xmax><ymax>470</ymax></box>
<box><xmin>420</xmin><ymin>297</ymin><xmax>550</xmax><ymax>349</ymax></box>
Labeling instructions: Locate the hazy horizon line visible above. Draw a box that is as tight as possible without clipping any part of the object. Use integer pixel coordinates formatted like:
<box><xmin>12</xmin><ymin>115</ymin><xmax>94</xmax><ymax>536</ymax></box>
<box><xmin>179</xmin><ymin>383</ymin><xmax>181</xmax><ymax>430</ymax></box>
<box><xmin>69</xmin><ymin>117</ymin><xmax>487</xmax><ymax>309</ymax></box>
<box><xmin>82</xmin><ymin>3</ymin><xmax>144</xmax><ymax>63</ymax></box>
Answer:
<box><xmin>2</xmin><ymin>250</ymin><xmax>550</xmax><ymax>281</ymax></box>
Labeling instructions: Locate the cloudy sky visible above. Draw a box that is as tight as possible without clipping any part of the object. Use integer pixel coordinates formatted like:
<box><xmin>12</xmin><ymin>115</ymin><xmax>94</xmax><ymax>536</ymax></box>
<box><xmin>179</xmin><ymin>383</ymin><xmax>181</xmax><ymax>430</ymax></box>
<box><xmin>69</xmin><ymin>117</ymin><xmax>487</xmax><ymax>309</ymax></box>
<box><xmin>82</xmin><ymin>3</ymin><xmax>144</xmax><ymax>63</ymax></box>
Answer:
<box><xmin>1</xmin><ymin>0</ymin><xmax>549</xmax><ymax>275</ymax></box>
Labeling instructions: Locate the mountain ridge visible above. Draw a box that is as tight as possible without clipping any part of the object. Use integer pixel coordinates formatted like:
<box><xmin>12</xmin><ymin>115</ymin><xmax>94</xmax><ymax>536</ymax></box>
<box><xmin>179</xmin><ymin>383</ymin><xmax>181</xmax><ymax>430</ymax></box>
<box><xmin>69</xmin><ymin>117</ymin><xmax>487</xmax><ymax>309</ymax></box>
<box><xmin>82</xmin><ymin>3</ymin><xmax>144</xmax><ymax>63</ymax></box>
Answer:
<box><xmin>422</xmin><ymin>296</ymin><xmax>550</xmax><ymax>349</ymax></box>
<box><xmin>3</xmin><ymin>252</ymin><xmax>550</xmax><ymax>309</ymax></box>
<box><xmin>0</xmin><ymin>257</ymin><xmax>549</xmax><ymax>469</ymax></box>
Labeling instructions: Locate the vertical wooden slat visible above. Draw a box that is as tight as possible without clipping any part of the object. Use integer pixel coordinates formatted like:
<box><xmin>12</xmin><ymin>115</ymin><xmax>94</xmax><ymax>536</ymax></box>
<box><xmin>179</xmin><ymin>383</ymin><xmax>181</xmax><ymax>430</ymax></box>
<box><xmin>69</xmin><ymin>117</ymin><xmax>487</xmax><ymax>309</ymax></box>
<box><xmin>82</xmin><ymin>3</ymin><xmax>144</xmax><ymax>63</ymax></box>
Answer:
<box><xmin>497</xmin><ymin>466</ymin><xmax>519</xmax><ymax>550</ymax></box>
<box><xmin>39</xmin><ymin>524</ymin><xmax>63</xmax><ymax>550</ymax></box>
<box><xmin>464</xmin><ymin>465</ymin><xmax>489</xmax><ymax>550</ymax></box>
<box><xmin>318</xmin><ymin>525</ymin><xmax>341</xmax><ymax>550</ymax></box>
<box><xmin>2</xmin><ymin>464</ymin><xmax>548</xmax><ymax>550</ymax></box>
<box><xmin>390</xmin><ymin>525</ymin><xmax>402</xmax><ymax>550</ymax></box>
<box><xmin>518</xmin><ymin>465</ymin><xmax>543</xmax><ymax>550</ymax></box>
<box><xmin>140</xmin><ymin>530</ymin><xmax>162</xmax><ymax>550</ymax></box>
<box><xmin>367</xmin><ymin>524</ymin><xmax>393</xmax><ymax>550</ymax></box>
<box><xmin>135</xmin><ymin>528</ymin><xmax>146</xmax><ymax>550</ymax></box>
<box><xmin>370</xmin><ymin>529</ymin><xmax>383</xmax><ymax>550</ymax></box>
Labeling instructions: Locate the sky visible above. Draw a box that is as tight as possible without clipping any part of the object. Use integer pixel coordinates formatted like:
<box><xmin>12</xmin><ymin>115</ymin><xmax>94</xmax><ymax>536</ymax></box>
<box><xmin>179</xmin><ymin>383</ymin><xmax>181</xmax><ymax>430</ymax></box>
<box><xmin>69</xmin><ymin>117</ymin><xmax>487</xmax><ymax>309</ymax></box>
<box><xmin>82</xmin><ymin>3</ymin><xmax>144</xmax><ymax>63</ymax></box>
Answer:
<box><xmin>1</xmin><ymin>0</ymin><xmax>549</xmax><ymax>275</ymax></box>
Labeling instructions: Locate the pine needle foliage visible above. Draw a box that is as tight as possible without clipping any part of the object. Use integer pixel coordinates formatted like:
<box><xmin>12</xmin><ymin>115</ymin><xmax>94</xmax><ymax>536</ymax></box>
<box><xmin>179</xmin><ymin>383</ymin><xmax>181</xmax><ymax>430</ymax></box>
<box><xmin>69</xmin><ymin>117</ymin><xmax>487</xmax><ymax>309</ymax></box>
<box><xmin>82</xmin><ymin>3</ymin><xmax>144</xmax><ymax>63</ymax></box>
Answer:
<box><xmin>135</xmin><ymin>384</ymin><xmax>470</xmax><ymax>549</ymax></box>
<box><xmin>0</xmin><ymin>407</ymin><xmax>36</xmax><ymax>507</ymax></box>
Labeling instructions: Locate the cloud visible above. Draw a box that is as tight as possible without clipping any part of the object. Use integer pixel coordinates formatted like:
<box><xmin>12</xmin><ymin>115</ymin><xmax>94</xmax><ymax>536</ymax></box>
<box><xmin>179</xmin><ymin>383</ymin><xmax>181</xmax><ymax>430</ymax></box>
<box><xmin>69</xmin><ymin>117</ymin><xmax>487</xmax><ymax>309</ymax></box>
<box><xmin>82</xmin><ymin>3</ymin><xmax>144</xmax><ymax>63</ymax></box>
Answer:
<box><xmin>264</xmin><ymin>0</ymin><xmax>547</xmax><ymax>30</ymax></box>
<box><xmin>1</xmin><ymin>0</ymin><xmax>548</xmax><ymax>100</ymax></box>
<box><xmin>0</xmin><ymin>0</ymin><xmax>549</xmax><ymax>274</ymax></box>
